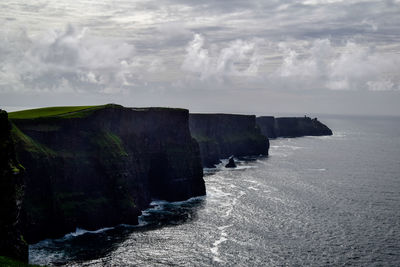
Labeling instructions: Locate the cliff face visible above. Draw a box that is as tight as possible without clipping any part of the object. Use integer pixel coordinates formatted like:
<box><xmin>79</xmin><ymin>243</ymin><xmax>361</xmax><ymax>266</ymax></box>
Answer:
<box><xmin>256</xmin><ymin>116</ymin><xmax>333</xmax><ymax>138</ymax></box>
<box><xmin>189</xmin><ymin>114</ymin><xmax>269</xmax><ymax>167</ymax></box>
<box><xmin>255</xmin><ymin>116</ymin><xmax>277</xmax><ymax>139</ymax></box>
<box><xmin>0</xmin><ymin>110</ymin><xmax>27</xmax><ymax>262</ymax></box>
<box><xmin>9</xmin><ymin>105</ymin><xmax>205</xmax><ymax>243</ymax></box>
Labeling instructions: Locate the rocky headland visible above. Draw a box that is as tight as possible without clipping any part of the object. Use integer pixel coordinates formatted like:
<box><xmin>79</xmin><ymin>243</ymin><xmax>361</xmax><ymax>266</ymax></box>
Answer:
<box><xmin>257</xmin><ymin>116</ymin><xmax>332</xmax><ymax>138</ymax></box>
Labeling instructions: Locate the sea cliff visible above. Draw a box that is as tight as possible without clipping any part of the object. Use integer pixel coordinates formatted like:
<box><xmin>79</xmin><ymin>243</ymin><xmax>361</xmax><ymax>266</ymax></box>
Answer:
<box><xmin>8</xmin><ymin>104</ymin><xmax>205</xmax><ymax>243</ymax></box>
<box><xmin>1</xmin><ymin>105</ymin><xmax>334</xmax><ymax>263</ymax></box>
<box><xmin>0</xmin><ymin>110</ymin><xmax>27</xmax><ymax>262</ymax></box>
<box><xmin>256</xmin><ymin>116</ymin><xmax>332</xmax><ymax>138</ymax></box>
<box><xmin>189</xmin><ymin>114</ymin><xmax>269</xmax><ymax>167</ymax></box>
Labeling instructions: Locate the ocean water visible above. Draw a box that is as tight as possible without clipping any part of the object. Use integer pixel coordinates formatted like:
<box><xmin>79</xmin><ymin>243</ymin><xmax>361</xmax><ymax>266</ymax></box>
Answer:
<box><xmin>29</xmin><ymin>115</ymin><xmax>400</xmax><ymax>266</ymax></box>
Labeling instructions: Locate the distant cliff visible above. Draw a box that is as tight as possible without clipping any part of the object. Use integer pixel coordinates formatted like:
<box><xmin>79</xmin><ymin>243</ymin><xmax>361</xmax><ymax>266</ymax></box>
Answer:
<box><xmin>0</xmin><ymin>110</ymin><xmax>27</xmax><ymax>262</ymax></box>
<box><xmin>256</xmin><ymin>116</ymin><xmax>332</xmax><ymax>138</ymax></box>
<box><xmin>8</xmin><ymin>104</ymin><xmax>205</xmax><ymax>243</ymax></box>
<box><xmin>189</xmin><ymin>114</ymin><xmax>269</xmax><ymax>167</ymax></box>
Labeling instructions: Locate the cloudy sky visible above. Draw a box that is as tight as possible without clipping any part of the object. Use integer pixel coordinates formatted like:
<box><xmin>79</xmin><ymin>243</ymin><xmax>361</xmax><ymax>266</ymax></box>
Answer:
<box><xmin>1</xmin><ymin>0</ymin><xmax>400</xmax><ymax>116</ymax></box>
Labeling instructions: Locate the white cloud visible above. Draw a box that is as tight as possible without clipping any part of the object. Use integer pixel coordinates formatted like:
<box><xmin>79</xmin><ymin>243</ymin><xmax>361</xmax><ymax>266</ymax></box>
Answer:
<box><xmin>181</xmin><ymin>34</ymin><xmax>261</xmax><ymax>81</ymax></box>
<box><xmin>274</xmin><ymin>39</ymin><xmax>400</xmax><ymax>91</ymax></box>
<box><xmin>0</xmin><ymin>25</ymin><xmax>162</xmax><ymax>93</ymax></box>
<box><xmin>181</xmin><ymin>34</ymin><xmax>211</xmax><ymax>79</ymax></box>
<box><xmin>367</xmin><ymin>80</ymin><xmax>397</xmax><ymax>91</ymax></box>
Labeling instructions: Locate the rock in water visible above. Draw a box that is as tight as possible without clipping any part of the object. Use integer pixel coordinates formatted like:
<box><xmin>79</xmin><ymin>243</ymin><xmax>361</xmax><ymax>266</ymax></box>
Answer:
<box><xmin>225</xmin><ymin>157</ymin><xmax>237</xmax><ymax>168</ymax></box>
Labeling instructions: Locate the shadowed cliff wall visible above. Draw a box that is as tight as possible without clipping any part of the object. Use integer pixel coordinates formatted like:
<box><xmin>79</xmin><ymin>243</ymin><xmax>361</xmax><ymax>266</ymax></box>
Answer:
<box><xmin>0</xmin><ymin>110</ymin><xmax>27</xmax><ymax>262</ymax></box>
<box><xmin>9</xmin><ymin>105</ymin><xmax>205</xmax><ymax>243</ymax></box>
<box><xmin>189</xmin><ymin>114</ymin><xmax>269</xmax><ymax>167</ymax></box>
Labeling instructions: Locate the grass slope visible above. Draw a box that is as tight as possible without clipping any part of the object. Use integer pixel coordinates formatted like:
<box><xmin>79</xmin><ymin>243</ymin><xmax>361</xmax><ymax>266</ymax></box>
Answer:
<box><xmin>8</xmin><ymin>105</ymin><xmax>110</xmax><ymax>119</ymax></box>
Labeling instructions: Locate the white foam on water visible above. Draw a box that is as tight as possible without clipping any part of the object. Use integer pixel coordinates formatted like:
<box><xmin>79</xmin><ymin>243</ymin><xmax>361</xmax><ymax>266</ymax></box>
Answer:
<box><xmin>217</xmin><ymin>224</ymin><xmax>233</xmax><ymax>231</ymax></box>
<box><xmin>248</xmin><ymin>186</ymin><xmax>259</xmax><ymax>191</ymax></box>
<box><xmin>210</xmin><ymin>236</ymin><xmax>227</xmax><ymax>262</ymax></box>
<box><xmin>208</xmin><ymin>186</ymin><xmax>232</xmax><ymax>199</ymax></box>
<box><xmin>211</xmin><ymin>224</ymin><xmax>233</xmax><ymax>263</ymax></box>
<box><xmin>244</xmin><ymin>179</ymin><xmax>264</xmax><ymax>191</ymax></box>
<box><xmin>224</xmin><ymin>206</ymin><xmax>234</xmax><ymax>217</ymax></box>
<box><xmin>223</xmin><ymin>191</ymin><xmax>246</xmax><ymax>217</ymax></box>
<box><xmin>244</xmin><ymin>179</ymin><xmax>257</xmax><ymax>183</ymax></box>
<box><xmin>264</xmin><ymin>195</ymin><xmax>286</xmax><ymax>204</ymax></box>
<box><xmin>230</xmin><ymin>165</ymin><xmax>257</xmax><ymax>170</ymax></box>
<box><xmin>62</xmin><ymin>226</ymin><xmax>114</xmax><ymax>239</ymax></box>
<box><xmin>149</xmin><ymin>195</ymin><xmax>206</xmax><ymax>208</ymax></box>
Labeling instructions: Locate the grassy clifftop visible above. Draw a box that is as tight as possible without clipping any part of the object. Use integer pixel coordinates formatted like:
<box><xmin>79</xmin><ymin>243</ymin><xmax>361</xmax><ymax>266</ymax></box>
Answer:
<box><xmin>8</xmin><ymin>104</ymin><xmax>124</xmax><ymax>120</ymax></box>
<box><xmin>8</xmin><ymin>105</ymin><xmax>186</xmax><ymax>120</ymax></box>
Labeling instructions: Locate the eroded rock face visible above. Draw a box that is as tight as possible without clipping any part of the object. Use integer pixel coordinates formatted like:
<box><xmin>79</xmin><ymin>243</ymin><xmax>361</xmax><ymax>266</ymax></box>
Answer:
<box><xmin>189</xmin><ymin>114</ymin><xmax>269</xmax><ymax>167</ymax></box>
<box><xmin>10</xmin><ymin>106</ymin><xmax>205</xmax><ymax>243</ymax></box>
<box><xmin>0</xmin><ymin>110</ymin><xmax>28</xmax><ymax>262</ymax></box>
<box><xmin>256</xmin><ymin>116</ymin><xmax>332</xmax><ymax>138</ymax></box>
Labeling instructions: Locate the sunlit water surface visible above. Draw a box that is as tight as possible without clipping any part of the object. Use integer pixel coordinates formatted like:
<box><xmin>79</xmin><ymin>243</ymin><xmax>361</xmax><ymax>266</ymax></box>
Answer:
<box><xmin>30</xmin><ymin>116</ymin><xmax>400</xmax><ymax>266</ymax></box>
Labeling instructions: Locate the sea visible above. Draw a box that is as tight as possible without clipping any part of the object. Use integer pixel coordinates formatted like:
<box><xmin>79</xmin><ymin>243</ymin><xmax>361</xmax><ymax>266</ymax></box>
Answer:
<box><xmin>29</xmin><ymin>115</ymin><xmax>400</xmax><ymax>266</ymax></box>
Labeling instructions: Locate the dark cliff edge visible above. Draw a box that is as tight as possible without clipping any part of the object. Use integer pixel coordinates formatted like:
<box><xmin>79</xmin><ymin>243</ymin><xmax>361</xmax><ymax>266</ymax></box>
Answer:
<box><xmin>189</xmin><ymin>114</ymin><xmax>269</xmax><ymax>167</ymax></box>
<box><xmin>0</xmin><ymin>110</ymin><xmax>28</xmax><ymax>262</ymax></box>
<box><xmin>6</xmin><ymin>104</ymin><xmax>205</xmax><ymax>244</ymax></box>
<box><xmin>256</xmin><ymin>116</ymin><xmax>333</xmax><ymax>138</ymax></box>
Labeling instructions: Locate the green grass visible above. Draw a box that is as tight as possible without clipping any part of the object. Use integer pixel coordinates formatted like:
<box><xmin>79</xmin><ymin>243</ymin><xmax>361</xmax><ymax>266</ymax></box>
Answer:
<box><xmin>0</xmin><ymin>256</ymin><xmax>43</xmax><ymax>267</ymax></box>
<box><xmin>7</xmin><ymin>104</ymin><xmax>187</xmax><ymax>120</ymax></box>
<box><xmin>7</xmin><ymin>104</ymin><xmax>125</xmax><ymax>119</ymax></box>
<box><xmin>8</xmin><ymin>106</ymin><xmax>99</xmax><ymax>119</ymax></box>
<box><xmin>10</xmin><ymin>124</ymin><xmax>56</xmax><ymax>157</ymax></box>
<box><xmin>92</xmin><ymin>130</ymin><xmax>128</xmax><ymax>157</ymax></box>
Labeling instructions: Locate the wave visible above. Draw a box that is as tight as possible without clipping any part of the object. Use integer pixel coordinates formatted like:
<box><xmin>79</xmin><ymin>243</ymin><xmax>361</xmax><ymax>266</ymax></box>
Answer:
<box><xmin>62</xmin><ymin>227</ymin><xmax>115</xmax><ymax>240</ymax></box>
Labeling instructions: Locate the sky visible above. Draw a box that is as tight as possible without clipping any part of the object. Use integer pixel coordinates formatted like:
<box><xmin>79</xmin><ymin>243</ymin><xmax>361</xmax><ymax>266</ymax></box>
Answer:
<box><xmin>1</xmin><ymin>0</ymin><xmax>400</xmax><ymax>116</ymax></box>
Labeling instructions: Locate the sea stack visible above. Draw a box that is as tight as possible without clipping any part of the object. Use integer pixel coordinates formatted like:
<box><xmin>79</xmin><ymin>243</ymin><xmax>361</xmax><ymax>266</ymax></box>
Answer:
<box><xmin>225</xmin><ymin>157</ymin><xmax>237</xmax><ymax>168</ymax></box>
